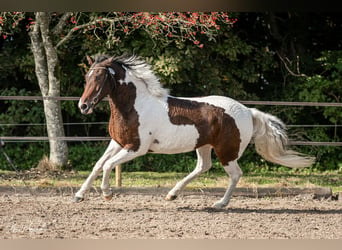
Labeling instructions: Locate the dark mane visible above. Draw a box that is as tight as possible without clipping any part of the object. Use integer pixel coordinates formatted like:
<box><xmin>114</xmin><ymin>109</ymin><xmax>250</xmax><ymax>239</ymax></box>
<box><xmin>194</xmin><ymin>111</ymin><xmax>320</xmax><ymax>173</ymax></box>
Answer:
<box><xmin>94</xmin><ymin>54</ymin><xmax>146</xmax><ymax>70</ymax></box>
<box><xmin>112</xmin><ymin>54</ymin><xmax>145</xmax><ymax>69</ymax></box>
<box><xmin>93</xmin><ymin>53</ymin><xmax>169</xmax><ymax>97</ymax></box>
<box><xmin>94</xmin><ymin>54</ymin><xmax>110</xmax><ymax>64</ymax></box>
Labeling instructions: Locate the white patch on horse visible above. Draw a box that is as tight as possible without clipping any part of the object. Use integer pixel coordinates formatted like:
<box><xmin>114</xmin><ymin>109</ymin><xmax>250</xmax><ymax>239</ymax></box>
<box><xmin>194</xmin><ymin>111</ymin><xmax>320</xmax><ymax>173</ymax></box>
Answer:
<box><xmin>117</xmin><ymin>79</ymin><xmax>125</xmax><ymax>85</ymax></box>
<box><xmin>146</xmin><ymin>121</ymin><xmax>200</xmax><ymax>154</ymax></box>
<box><xmin>122</xmin><ymin>71</ymin><xmax>197</xmax><ymax>153</ymax></box>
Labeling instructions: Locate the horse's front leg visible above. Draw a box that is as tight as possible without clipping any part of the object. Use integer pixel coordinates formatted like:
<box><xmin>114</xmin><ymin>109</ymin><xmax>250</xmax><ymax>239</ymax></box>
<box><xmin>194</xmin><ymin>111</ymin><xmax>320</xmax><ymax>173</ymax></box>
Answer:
<box><xmin>73</xmin><ymin>140</ymin><xmax>121</xmax><ymax>202</ymax></box>
<box><xmin>100</xmin><ymin>148</ymin><xmax>143</xmax><ymax>201</ymax></box>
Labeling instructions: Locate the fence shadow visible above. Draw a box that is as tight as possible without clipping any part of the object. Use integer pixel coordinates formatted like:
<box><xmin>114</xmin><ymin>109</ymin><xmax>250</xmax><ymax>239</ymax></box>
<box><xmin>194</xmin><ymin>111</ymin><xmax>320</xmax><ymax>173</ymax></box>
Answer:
<box><xmin>177</xmin><ymin>206</ymin><xmax>342</xmax><ymax>215</ymax></box>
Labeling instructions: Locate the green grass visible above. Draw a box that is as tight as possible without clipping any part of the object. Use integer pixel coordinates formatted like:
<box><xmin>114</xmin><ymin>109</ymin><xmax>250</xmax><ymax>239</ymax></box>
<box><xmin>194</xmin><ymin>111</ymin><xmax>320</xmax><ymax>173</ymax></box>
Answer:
<box><xmin>1</xmin><ymin>169</ymin><xmax>341</xmax><ymax>193</ymax></box>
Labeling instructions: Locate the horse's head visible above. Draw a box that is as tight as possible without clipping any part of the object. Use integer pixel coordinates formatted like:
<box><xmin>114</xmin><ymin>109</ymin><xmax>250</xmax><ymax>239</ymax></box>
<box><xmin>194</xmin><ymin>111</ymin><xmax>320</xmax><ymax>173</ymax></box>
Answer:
<box><xmin>79</xmin><ymin>55</ymin><xmax>123</xmax><ymax>115</ymax></box>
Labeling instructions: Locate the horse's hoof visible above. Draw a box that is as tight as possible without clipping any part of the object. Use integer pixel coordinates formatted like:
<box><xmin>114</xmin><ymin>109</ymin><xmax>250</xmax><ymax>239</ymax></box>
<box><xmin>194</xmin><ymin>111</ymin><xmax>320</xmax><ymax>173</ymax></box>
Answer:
<box><xmin>73</xmin><ymin>196</ymin><xmax>84</xmax><ymax>203</ymax></box>
<box><xmin>212</xmin><ymin>202</ymin><xmax>226</xmax><ymax>209</ymax></box>
<box><xmin>103</xmin><ymin>194</ymin><xmax>113</xmax><ymax>201</ymax></box>
<box><xmin>165</xmin><ymin>194</ymin><xmax>177</xmax><ymax>201</ymax></box>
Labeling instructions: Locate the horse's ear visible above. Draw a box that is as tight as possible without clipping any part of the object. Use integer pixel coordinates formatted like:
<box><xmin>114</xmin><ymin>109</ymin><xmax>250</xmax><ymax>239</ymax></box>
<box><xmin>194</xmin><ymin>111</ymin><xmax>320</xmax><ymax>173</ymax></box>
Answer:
<box><xmin>86</xmin><ymin>55</ymin><xmax>93</xmax><ymax>66</ymax></box>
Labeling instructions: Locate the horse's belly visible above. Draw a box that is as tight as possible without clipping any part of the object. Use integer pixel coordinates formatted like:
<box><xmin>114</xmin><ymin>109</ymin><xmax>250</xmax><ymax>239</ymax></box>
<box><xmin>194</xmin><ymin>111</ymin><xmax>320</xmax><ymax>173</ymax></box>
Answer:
<box><xmin>147</xmin><ymin>125</ymin><xmax>200</xmax><ymax>154</ymax></box>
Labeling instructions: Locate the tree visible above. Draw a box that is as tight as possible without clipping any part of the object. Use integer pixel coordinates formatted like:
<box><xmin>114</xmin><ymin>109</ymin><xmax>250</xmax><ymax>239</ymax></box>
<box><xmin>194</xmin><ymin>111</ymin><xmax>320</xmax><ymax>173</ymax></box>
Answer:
<box><xmin>0</xmin><ymin>12</ymin><xmax>235</xmax><ymax>167</ymax></box>
<box><xmin>29</xmin><ymin>12</ymin><xmax>68</xmax><ymax>167</ymax></box>
<box><xmin>1</xmin><ymin>12</ymin><xmax>69</xmax><ymax>167</ymax></box>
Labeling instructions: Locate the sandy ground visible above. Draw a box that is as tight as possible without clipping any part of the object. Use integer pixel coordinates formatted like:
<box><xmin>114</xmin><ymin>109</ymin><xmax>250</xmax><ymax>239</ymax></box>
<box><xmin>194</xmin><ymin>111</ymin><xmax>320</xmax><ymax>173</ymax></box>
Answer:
<box><xmin>0</xmin><ymin>187</ymin><xmax>341</xmax><ymax>239</ymax></box>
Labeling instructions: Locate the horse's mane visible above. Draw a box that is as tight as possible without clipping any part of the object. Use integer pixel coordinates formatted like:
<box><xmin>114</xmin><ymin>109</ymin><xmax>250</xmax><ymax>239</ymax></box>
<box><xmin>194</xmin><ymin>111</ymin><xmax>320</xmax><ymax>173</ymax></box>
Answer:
<box><xmin>94</xmin><ymin>54</ymin><xmax>169</xmax><ymax>98</ymax></box>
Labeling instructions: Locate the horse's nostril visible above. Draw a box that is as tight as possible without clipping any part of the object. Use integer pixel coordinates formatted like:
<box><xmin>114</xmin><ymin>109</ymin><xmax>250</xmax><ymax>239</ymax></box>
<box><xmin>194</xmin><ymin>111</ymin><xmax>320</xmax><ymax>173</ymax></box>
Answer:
<box><xmin>80</xmin><ymin>103</ymin><xmax>88</xmax><ymax>111</ymax></box>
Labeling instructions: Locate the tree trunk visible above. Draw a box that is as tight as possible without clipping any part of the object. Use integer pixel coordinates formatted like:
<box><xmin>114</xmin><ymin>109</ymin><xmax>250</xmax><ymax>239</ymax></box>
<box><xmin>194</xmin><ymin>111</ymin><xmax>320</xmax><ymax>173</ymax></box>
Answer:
<box><xmin>29</xmin><ymin>12</ymin><xmax>68</xmax><ymax>167</ymax></box>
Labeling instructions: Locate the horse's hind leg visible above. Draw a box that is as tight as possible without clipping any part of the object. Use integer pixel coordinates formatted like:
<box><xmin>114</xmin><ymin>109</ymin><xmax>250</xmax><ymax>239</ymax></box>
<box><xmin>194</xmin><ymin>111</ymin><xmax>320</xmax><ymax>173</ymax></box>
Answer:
<box><xmin>212</xmin><ymin>160</ymin><xmax>242</xmax><ymax>208</ymax></box>
<box><xmin>166</xmin><ymin>145</ymin><xmax>212</xmax><ymax>201</ymax></box>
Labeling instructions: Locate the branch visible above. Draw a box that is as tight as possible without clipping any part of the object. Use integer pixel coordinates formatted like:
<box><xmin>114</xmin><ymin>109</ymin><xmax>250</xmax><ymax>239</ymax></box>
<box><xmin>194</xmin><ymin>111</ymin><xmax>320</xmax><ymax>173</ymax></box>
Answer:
<box><xmin>54</xmin><ymin>12</ymin><xmax>235</xmax><ymax>49</ymax></box>
<box><xmin>276</xmin><ymin>51</ymin><xmax>307</xmax><ymax>77</ymax></box>
<box><xmin>52</xmin><ymin>12</ymin><xmax>73</xmax><ymax>36</ymax></box>
<box><xmin>55</xmin><ymin>17</ymin><xmax>116</xmax><ymax>49</ymax></box>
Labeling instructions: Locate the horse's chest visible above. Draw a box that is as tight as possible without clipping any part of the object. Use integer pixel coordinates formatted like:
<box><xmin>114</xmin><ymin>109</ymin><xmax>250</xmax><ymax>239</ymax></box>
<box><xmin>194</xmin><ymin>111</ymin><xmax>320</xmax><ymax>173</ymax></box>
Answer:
<box><xmin>108</xmin><ymin>109</ymin><xmax>140</xmax><ymax>151</ymax></box>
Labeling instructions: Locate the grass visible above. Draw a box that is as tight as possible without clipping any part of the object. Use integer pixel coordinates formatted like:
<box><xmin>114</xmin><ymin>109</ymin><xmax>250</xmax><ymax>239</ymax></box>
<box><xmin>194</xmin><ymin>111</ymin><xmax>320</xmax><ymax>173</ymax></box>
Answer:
<box><xmin>0</xmin><ymin>169</ymin><xmax>341</xmax><ymax>193</ymax></box>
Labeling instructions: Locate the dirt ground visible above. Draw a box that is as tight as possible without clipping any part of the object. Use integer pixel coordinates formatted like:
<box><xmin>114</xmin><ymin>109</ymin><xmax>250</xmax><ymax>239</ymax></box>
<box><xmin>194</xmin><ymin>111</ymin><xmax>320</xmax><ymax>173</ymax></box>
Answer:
<box><xmin>0</xmin><ymin>187</ymin><xmax>341</xmax><ymax>239</ymax></box>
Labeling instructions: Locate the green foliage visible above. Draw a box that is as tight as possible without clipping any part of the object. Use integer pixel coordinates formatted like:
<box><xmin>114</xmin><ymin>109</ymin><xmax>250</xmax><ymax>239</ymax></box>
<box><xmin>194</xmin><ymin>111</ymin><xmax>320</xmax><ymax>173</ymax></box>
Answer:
<box><xmin>149</xmin><ymin>54</ymin><xmax>181</xmax><ymax>84</ymax></box>
<box><xmin>0</xmin><ymin>88</ymin><xmax>45</xmax><ymax>136</ymax></box>
<box><xmin>125</xmin><ymin>152</ymin><xmax>197</xmax><ymax>172</ymax></box>
<box><xmin>0</xmin><ymin>142</ymin><xmax>49</xmax><ymax>170</ymax></box>
<box><xmin>291</xmin><ymin>50</ymin><xmax>342</xmax><ymax>170</ymax></box>
<box><xmin>67</xmin><ymin>142</ymin><xmax>108</xmax><ymax>171</ymax></box>
<box><xmin>299</xmin><ymin>51</ymin><xmax>342</xmax><ymax>125</ymax></box>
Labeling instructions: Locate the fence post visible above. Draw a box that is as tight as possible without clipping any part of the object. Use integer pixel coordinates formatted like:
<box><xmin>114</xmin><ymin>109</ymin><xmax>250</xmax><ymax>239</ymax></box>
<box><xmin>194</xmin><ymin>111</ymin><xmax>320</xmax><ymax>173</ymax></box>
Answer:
<box><xmin>116</xmin><ymin>164</ymin><xmax>122</xmax><ymax>187</ymax></box>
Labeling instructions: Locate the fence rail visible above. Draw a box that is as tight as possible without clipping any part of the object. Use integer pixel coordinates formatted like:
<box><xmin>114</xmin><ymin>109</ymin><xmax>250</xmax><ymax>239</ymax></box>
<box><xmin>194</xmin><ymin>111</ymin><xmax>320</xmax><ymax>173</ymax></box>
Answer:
<box><xmin>0</xmin><ymin>136</ymin><xmax>110</xmax><ymax>142</ymax></box>
<box><xmin>1</xmin><ymin>122</ymin><xmax>342</xmax><ymax>128</ymax></box>
<box><xmin>1</xmin><ymin>96</ymin><xmax>341</xmax><ymax>146</ymax></box>
<box><xmin>1</xmin><ymin>136</ymin><xmax>341</xmax><ymax>146</ymax></box>
<box><xmin>1</xmin><ymin>96</ymin><xmax>342</xmax><ymax>107</ymax></box>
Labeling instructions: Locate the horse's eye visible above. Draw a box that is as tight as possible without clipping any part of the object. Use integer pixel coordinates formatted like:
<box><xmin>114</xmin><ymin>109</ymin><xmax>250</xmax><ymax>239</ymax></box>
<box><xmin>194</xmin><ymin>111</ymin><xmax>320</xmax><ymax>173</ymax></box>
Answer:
<box><xmin>95</xmin><ymin>75</ymin><xmax>101</xmax><ymax>81</ymax></box>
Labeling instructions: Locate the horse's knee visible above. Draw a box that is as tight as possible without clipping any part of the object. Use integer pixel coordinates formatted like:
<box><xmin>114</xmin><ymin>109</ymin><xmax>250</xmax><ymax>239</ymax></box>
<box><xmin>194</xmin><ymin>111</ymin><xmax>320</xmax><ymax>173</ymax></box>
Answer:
<box><xmin>92</xmin><ymin>164</ymin><xmax>103</xmax><ymax>174</ymax></box>
<box><xmin>102</xmin><ymin>163</ymin><xmax>114</xmax><ymax>174</ymax></box>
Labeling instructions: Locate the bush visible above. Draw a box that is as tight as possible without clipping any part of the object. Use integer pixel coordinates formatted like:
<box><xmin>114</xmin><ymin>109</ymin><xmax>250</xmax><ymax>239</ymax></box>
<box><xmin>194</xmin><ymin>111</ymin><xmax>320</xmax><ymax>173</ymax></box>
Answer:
<box><xmin>0</xmin><ymin>142</ymin><xmax>49</xmax><ymax>170</ymax></box>
<box><xmin>0</xmin><ymin>141</ymin><xmax>334</xmax><ymax>174</ymax></box>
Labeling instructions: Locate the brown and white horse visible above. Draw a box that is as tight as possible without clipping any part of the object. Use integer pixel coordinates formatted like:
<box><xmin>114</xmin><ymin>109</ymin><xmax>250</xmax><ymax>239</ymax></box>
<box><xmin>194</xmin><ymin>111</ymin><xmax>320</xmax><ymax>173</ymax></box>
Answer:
<box><xmin>74</xmin><ymin>54</ymin><xmax>315</xmax><ymax>208</ymax></box>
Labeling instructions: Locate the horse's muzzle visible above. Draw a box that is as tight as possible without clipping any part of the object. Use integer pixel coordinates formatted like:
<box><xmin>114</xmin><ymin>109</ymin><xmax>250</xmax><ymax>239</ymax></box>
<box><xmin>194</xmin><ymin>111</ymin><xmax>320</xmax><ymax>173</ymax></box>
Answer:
<box><xmin>78</xmin><ymin>99</ymin><xmax>94</xmax><ymax>115</ymax></box>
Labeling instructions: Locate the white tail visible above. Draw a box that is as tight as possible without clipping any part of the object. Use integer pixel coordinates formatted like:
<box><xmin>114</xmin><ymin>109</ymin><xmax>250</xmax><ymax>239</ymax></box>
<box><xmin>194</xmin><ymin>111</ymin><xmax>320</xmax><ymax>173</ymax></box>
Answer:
<box><xmin>250</xmin><ymin>108</ymin><xmax>315</xmax><ymax>168</ymax></box>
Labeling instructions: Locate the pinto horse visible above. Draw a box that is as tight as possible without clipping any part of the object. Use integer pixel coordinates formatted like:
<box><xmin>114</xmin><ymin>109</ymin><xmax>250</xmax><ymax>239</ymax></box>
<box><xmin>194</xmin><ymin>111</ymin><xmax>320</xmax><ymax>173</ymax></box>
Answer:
<box><xmin>74</xmin><ymin>54</ymin><xmax>315</xmax><ymax>208</ymax></box>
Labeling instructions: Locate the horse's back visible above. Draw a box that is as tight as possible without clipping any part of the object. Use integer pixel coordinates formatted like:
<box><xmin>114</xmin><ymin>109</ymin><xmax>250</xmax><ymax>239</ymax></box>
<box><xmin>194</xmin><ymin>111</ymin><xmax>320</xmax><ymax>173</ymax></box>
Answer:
<box><xmin>146</xmin><ymin>95</ymin><xmax>253</xmax><ymax>156</ymax></box>
<box><xmin>184</xmin><ymin>95</ymin><xmax>254</xmax><ymax>157</ymax></box>
<box><xmin>186</xmin><ymin>95</ymin><xmax>250</xmax><ymax>115</ymax></box>
<box><xmin>185</xmin><ymin>95</ymin><xmax>253</xmax><ymax>130</ymax></box>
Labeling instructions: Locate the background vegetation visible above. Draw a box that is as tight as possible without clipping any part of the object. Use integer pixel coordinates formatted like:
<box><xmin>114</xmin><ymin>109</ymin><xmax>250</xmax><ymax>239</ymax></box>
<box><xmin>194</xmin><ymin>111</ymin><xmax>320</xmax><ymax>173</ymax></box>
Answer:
<box><xmin>0</xmin><ymin>12</ymin><xmax>341</xmax><ymax>173</ymax></box>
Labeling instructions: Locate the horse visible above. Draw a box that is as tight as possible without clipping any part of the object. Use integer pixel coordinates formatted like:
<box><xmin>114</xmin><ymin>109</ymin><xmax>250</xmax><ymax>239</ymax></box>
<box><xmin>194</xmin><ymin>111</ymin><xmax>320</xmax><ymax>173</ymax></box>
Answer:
<box><xmin>74</xmin><ymin>54</ymin><xmax>315</xmax><ymax>208</ymax></box>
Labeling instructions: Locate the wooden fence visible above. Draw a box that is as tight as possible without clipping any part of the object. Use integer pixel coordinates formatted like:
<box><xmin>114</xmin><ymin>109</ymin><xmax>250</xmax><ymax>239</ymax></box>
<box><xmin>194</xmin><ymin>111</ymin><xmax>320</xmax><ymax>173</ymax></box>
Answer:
<box><xmin>1</xmin><ymin>96</ymin><xmax>341</xmax><ymax>186</ymax></box>
<box><xmin>1</xmin><ymin>96</ymin><xmax>341</xmax><ymax>146</ymax></box>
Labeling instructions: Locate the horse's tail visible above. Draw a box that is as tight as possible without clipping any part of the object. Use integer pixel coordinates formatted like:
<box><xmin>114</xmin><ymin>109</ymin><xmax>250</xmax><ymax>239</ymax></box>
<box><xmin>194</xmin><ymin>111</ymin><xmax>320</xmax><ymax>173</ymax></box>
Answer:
<box><xmin>250</xmin><ymin>108</ymin><xmax>315</xmax><ymax>168</ymax></box>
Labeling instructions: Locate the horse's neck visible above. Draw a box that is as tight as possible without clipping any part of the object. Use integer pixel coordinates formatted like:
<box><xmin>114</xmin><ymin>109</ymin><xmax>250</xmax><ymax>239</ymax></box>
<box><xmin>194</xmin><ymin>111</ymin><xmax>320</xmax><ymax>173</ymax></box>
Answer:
<box><xmin>107</xmin><ymin>83</ymin><xmax>138</xmax><ymax>142</ymax></box>
<box><xmin>107</xmin><ymin>82</ymin><xmax>142</xmax><ymax>148</ymax></box>
<box><xmin>108</xmin><ymin>82</ymin><xmax>137</xmax><ymax>116</ymax></box>
<box><xmin>108</xmin><ymin>80</ymin><xmax>169</xmax><ymax>122</ymax></box>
